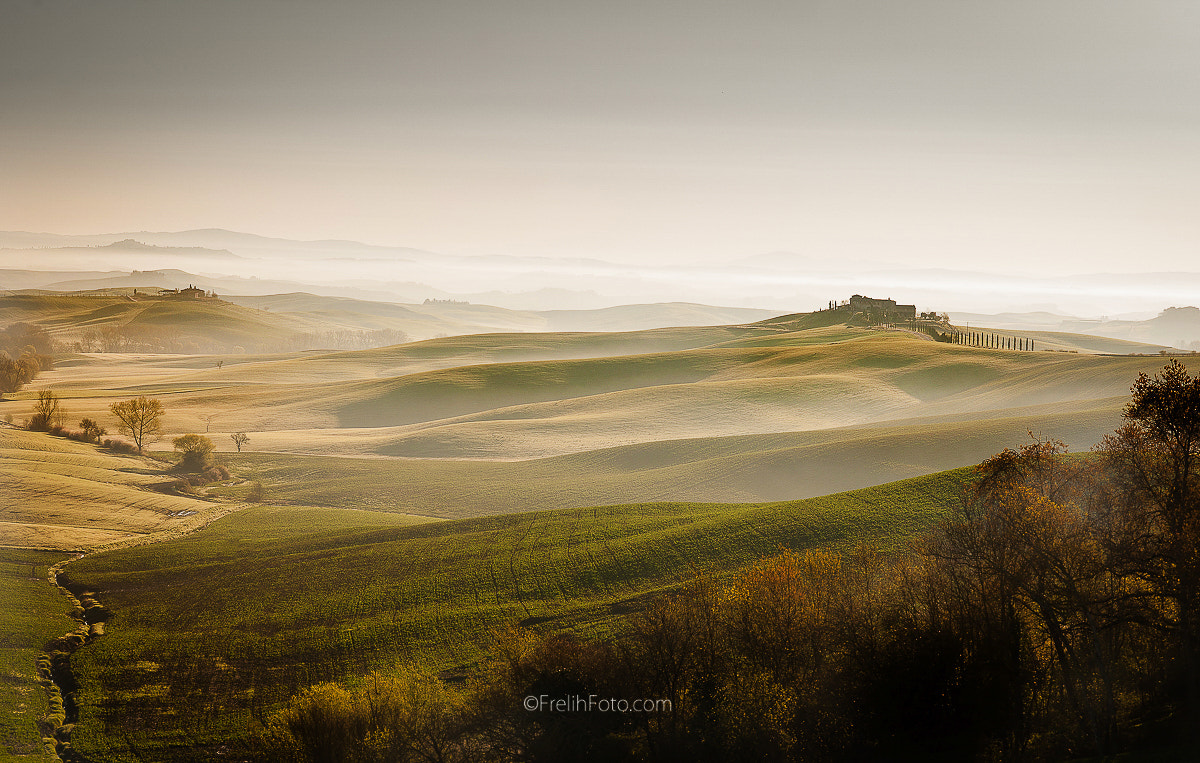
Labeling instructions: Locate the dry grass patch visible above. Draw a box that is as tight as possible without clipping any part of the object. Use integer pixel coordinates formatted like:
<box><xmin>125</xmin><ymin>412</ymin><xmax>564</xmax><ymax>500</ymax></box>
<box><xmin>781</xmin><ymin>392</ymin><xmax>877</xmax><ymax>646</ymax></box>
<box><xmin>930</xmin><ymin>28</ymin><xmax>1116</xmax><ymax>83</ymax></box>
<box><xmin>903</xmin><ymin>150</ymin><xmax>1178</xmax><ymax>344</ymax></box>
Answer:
<box><xmin>0</xmin><ymin>428</ymin><xmax>243</xmax><ymax>552</ymax></box>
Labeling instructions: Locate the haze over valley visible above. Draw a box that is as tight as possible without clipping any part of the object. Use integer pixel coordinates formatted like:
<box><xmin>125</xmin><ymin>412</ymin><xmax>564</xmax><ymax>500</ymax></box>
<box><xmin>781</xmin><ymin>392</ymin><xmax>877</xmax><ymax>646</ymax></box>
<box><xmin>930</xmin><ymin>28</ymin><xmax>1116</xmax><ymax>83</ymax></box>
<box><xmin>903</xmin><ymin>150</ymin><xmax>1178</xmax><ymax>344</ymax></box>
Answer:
<box><xmin>6</xmin><ymin>1</ymin><xmax>1200</xmax><ymax>760</ymax></box>
<box><xmin>5</xmin><ymin>229</ymin><xmax>1200</xmax><ymax>323</ymax></box>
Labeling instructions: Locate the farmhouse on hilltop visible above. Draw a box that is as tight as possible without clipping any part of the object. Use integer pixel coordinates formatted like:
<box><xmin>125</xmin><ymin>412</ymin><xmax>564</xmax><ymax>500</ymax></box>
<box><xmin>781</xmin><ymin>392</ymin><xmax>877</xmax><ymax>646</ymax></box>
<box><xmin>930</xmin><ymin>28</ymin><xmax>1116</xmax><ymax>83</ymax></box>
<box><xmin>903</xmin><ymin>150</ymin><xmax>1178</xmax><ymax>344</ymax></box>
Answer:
<box><xmin>159</xmin><ymin>284</ymin><xmax>217</xmax><ymax>300</ymax></box>
<box><xmin>848</xmin><ymin>294</ymin><xmax>916</xmax><ymax>322</ymax></box>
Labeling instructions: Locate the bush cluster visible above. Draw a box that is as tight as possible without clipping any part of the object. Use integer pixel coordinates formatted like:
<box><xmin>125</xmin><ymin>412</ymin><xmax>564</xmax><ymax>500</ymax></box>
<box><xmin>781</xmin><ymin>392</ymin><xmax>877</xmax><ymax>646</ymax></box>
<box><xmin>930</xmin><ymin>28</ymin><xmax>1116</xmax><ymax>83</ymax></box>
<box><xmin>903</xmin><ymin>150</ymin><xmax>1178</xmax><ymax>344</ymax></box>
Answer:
<box><xmin>173</xmin><ymin>433</ymin><xmax>216</xmax><ymax>472</ymax></box>
<box><xmin>177</xmin><ymin>466</ymin><xmax>232</xmax><ymax>486</ymax></box>
<box><xmin>101</xmin><ymin>438</ymin><xmax>141</xmax><ymax>455</ymax></box>
<box><xmin>167</xmin><ymin>466</ymin><xmax>233</xmax><ymax>494</ymax></box>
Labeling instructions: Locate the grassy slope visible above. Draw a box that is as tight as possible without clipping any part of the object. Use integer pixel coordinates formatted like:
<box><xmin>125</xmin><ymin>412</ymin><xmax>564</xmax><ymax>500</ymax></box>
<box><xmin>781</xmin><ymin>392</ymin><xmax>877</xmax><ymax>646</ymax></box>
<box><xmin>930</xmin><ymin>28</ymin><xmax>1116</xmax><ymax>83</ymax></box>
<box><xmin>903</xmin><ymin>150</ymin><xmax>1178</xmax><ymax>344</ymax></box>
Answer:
<box><xmin>0</xmin><ymin>428</ymin><xmax>237</xmax><ymax>551</ymax></box>
<box><xmin>0</xmin><ymin>294</ymin><xmax>307</xmax><ymax>349</ymax></box>
<box><xmin>0</xmin><ymin>550</ymin><xmax>73</xmax><ymax>762</ymax></box>
<box><xmin>7</xmin><ymin>328</ymin><xmax>1188</xmax><ymax>463</ymax></box>
<box><xmin>3</xmin><ymin>291</ymin><xmax>783</xmax><ymax>349</ymax></box>
<box><xmin>955</xmin><ymin>327</ymin><xmax>1178</xmax><ymax>355</ymax></box>
<box><xmin>215</xmin><ymin>398</ymin><xmax>1115</xmax><ymax>519</ymax></box>
<box><xmin>0</xmin><ymin>324</ymin><xmax>769</xmax><ymax>433</ymax></box>
<box><xmin>45</xmin><ymin>324</ymin><xmax>766</xmax><ymax>385</ymax></box>
<box><xmin>226</xmin><ymin>293</ymin><xmax>782</xmax><ymax>335</ymax></box>
<box><xmin>4</xmin><ymin>322</ymin><xmax>1188</xmax><ymax>524</ymax></box>
<box><xmin>64</xmin><ymin>467</ymin><xmax>970</xmax><ymax>761</ymax></box>
<box><xmin>224</xmin><ymin>341</ymin><xmax>1192</xmax><ymax>459</ymax></box>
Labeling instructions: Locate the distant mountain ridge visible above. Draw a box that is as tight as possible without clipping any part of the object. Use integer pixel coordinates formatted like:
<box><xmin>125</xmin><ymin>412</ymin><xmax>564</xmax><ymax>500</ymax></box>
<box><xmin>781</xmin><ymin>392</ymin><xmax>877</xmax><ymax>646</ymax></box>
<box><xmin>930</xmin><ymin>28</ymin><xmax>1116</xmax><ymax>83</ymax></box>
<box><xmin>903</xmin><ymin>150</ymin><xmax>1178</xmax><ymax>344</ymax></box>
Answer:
<box><xmin>0</xmin><ymin>267</ymin><xmax>438</xmax><ymax>303</ymax></box>
<box><xmin>4</xmin><ymin>228</ymin><xmax>1200</xmax><ymax>317</ymax></box>
<box><xmin>14</xmin><ymin>238</ymin><xmax>244</xmax><ymax>259</ymax></box>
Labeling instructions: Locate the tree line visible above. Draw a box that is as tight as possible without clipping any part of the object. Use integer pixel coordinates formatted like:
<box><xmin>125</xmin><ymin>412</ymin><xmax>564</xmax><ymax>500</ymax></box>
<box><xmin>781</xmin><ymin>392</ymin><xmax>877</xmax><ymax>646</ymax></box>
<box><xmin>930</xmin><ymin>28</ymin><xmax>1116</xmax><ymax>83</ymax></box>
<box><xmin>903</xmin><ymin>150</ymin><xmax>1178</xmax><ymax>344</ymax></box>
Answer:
<box><xmin>0</xmin><ymin>323</ymin><xmax>54</xmax><ymax>396</ymax></box>
<box><xmin>23</xmin><ymin>390</ymin><xmax>251</xmax><ymax>477</ymax></box>
<box><xmin>254</xmin><ymin>361</ymin><xmax>1200</xmax><ymax>762</ymax></box>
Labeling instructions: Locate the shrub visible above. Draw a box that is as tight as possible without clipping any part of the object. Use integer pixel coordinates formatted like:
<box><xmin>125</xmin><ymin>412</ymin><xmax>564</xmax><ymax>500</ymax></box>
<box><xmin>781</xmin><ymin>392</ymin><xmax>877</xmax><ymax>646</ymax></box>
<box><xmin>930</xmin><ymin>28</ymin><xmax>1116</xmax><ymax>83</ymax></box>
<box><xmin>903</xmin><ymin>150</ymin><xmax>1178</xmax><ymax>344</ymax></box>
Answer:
<box><xmin>172</xmin><ymin>433</ymin><xmax>216</xmax><ymax>472</ymax></box>
<box><xmin>80</xmin><ymin>417</ymin><xmax>106</xmax><ymax>443</ymax></box>
<box><xmin>169</xmin><ymin>479</ymin><xmax>199</xmax><ymax>494</ymax></box>
<box><xmin>202</xmin><ymin>465</ymin><xmax>232</xmax><ymax>482</ymax></box>
<box><xmin>102</xmin><ymin>438</ymin><xmax>141</xmax><ymax>455</ymax></box>
<box><xmin>159</xmin><ymin>467</ymin><xmax>233</xmax><ymax>493</ymax></box>
<box><xmin>247</xmin><ymin>481</ymin><xmax>266</xmax><ymax>503</ymax></box>
<box><xmin>0</xmin><ymin>349</ymin><xmax>43</xmax><ymax>395</ymax></box>
<box><xmin>257</xmin><ymin>668</ymin><xmax>472</xmax><ymax>763</ymax></box>
<box><xmin>47</xmin><ymin>424</ymin><xmax>95</xmax><ymax>443</ymax></box>
<box><xmin>61</xmin><ymin>428</ymin><xmax>96</xmax><ymax>443</ymax></box>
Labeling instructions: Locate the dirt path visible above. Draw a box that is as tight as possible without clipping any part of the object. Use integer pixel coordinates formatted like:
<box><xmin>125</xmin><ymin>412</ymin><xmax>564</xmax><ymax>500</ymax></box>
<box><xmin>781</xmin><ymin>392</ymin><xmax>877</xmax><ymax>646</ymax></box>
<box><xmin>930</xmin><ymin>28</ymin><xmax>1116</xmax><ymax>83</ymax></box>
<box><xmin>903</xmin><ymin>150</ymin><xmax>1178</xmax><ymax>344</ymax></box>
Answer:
<box><xmin>38</xmin><ymin>557</ymin><xmax>94</xmax><ymax>761</ymax></box>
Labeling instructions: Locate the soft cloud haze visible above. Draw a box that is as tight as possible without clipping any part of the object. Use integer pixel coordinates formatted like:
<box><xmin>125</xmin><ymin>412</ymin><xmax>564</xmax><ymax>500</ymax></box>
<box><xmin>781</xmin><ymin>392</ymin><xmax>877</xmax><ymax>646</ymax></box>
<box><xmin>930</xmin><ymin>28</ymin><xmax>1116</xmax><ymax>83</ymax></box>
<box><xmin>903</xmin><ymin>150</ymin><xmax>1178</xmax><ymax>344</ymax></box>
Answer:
<box><xmin>3</xmin><ymin>0</ymin><xmax>1199</xmax><ymax>273</ymax></box>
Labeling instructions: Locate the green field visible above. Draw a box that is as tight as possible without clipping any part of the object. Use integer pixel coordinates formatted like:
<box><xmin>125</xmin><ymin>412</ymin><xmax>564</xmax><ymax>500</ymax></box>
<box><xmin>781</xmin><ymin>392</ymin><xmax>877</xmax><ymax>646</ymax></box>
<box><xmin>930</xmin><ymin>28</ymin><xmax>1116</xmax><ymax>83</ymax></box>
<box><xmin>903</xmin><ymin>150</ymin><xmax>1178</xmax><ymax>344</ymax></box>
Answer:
<box><xmin>61</xmin><ymin>467</ymin><xmax>970</xmax><ymax>760</ymax></box>
<box><xmin>0</xmin><ymin>550</ymin><xmax>73</xmax><ymax>762</ymax></box>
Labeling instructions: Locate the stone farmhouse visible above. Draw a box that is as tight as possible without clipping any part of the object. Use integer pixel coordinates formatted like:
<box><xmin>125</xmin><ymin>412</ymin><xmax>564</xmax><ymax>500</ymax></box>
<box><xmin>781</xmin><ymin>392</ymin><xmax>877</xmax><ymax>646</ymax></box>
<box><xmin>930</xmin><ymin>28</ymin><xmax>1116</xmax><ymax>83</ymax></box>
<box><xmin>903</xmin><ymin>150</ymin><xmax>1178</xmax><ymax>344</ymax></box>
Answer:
<box><xmin>848</xmin><ymin>294</ymin><xmax>916</xmax><ymax>321</ymax></box>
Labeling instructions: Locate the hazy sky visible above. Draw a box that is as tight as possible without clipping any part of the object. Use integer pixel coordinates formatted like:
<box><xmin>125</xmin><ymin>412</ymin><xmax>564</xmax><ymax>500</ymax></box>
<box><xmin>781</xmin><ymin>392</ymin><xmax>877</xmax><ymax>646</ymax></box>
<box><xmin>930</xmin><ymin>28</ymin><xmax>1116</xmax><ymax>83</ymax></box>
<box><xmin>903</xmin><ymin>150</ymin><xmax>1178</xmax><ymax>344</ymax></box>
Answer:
<box><xmin>3</xmin><ymin>0</ymin><xmax>1199</xmax><ymax>273</ymax></box>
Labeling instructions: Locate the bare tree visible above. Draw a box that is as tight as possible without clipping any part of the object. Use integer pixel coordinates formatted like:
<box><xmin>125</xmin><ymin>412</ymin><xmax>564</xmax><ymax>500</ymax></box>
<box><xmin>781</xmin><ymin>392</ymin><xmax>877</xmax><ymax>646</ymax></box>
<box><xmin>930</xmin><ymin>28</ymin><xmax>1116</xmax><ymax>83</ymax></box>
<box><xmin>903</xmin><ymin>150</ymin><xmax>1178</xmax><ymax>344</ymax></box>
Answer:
<box><xmin>200</xmin><ymin>413</ymin><xmax>218</xmax><ymax>433</ymax></box>
<box><xmin>109</xmin><ymin>396</ymin><xmax>164</xmax><ymax>452</ymax></box>
<box><xmin>29</xmin><ymin>388</ymin><xmax>61</xmax><ymax>431</ymax></box>
<box><xmin>231</xmin><ymin>431</ymin><xmax>250</xmax><ymax>453</ymax></box>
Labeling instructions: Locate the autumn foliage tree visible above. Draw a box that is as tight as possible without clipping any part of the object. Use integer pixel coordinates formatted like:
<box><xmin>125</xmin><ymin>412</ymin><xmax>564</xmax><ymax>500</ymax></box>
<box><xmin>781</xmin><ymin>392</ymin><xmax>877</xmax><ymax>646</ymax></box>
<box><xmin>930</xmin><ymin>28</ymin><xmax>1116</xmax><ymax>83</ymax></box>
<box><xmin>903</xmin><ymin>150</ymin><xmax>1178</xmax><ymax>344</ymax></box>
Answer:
<box><xmin>1099</xmin><ymin>359</ymin><xmax>1200</xmax><ymax>727</ymax></box>
<box><xmin>925</xmin><ymin>440</ymin><xmax>1130</xmax><ymax>754</ymax></box>
<box><xmin>920</xmin><ymin>361</ymin><xmax>1200</xmax><ymax>754</ymax></box>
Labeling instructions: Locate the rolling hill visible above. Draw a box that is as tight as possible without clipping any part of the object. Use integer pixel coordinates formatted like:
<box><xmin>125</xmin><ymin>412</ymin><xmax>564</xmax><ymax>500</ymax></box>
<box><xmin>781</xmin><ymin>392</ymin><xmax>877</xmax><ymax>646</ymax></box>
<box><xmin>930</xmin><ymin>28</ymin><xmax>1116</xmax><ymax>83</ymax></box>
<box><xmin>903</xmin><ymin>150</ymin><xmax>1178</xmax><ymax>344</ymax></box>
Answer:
<box><xmin>0</xmin><ymin>289</ymin><xmax>786</xmax><ymax>351</ymax></box>
<box><xmin>0</xmin><ymin>427</ymin><xmax>245</xmax><ymax>551</ymax></box>
<box><xmin>0</xmin><ymin>293</ymin><xmax>317</xmax><ymax>352</ymax></box>
<box><xmin>6</xmin><ymin>301</ymin><xmax>1195</xmax><ymax>761</ymax></box>
<box><xmin>5</xmin><ymin>317</ymin><xmax>1188</xmax><ymax>520</ymax></box>
<box><xmin>227</xmin><ymin>292</ymin><xmax>781</xmax><ymax>334</ymax></box>
<box><xmin>61</xmin><ymin>466</ymin><xmax>973</xmax><ymax>760</ymax></box>
<box><xmin>5</xmin><ymin>322</ymin><xmax>1182</xmax><ymax>462</ymax></box>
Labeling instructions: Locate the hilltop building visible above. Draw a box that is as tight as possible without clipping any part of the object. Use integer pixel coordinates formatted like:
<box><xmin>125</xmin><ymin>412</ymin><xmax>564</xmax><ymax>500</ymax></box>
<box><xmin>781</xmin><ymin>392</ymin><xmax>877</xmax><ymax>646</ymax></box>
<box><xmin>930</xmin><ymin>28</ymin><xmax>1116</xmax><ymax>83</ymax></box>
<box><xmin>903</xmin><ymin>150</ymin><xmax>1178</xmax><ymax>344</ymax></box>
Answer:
<box><xmin>159</xmin><ymin>285</ymin><xmax>217</xmax><ymax>300</ymax></box>
<box><xmin>847</xmin><ymin>294</ymin><xmax>916</xmax><ymax>322</ymax></box>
